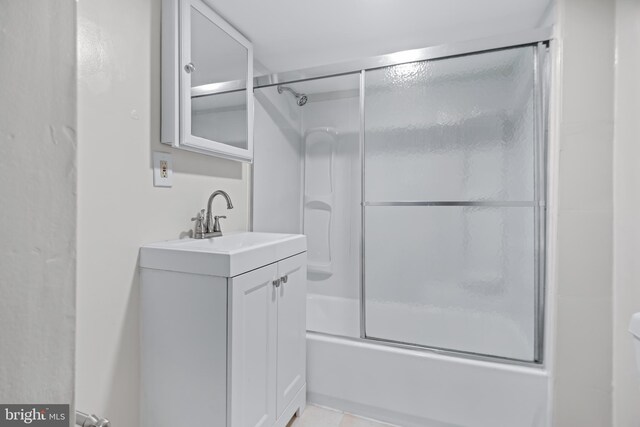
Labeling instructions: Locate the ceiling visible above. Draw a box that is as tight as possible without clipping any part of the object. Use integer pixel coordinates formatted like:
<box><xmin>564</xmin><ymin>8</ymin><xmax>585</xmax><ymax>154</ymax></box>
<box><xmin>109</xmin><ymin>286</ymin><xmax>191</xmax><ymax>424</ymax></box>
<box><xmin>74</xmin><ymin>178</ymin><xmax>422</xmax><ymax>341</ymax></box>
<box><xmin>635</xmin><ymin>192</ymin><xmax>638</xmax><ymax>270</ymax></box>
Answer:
<box><xmin>206</xmin><ymin>0</ymin><xmax>555</xmax><ymax>74</ymax></box>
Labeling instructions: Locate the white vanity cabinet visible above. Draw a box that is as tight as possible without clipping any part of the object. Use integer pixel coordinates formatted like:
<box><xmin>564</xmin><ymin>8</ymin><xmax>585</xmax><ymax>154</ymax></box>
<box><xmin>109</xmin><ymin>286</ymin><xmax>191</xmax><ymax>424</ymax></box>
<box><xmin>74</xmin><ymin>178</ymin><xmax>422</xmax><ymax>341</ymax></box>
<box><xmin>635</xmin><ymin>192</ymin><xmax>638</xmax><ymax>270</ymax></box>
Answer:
<box><xmin>140</xmin><ymin>233</ymin><xmax>307</xmax><ymax>427</ymax></box>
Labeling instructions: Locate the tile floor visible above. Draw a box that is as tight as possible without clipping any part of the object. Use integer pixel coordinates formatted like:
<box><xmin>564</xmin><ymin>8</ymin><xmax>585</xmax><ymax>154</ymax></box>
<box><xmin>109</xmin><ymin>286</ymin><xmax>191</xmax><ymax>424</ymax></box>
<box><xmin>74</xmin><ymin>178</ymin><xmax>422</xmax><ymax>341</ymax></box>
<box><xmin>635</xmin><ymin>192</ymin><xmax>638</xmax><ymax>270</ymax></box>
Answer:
<box><xmin>286</xmin><ymin>405</ymin><xmax>395</xmax><ymax>427</ymax></box>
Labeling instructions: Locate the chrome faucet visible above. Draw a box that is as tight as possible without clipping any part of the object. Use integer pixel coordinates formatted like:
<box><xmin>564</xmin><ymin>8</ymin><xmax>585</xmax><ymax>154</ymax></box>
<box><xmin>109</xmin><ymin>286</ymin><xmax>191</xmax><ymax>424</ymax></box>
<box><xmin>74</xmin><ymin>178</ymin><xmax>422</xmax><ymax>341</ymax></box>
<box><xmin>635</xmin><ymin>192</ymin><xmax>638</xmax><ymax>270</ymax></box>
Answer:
<box><xmin>192</xmin><ymin>190</ymin><xmax>234</xmax><ymax>239</ymax></box>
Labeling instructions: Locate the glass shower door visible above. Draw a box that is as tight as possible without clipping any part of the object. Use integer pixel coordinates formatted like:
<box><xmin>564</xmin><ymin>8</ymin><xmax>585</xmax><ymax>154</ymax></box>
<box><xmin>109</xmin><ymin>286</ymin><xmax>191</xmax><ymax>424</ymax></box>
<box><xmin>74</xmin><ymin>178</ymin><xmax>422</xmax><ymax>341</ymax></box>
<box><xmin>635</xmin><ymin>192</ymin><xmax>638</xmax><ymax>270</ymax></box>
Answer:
<box><xmin>363</xmin><ymin>45</ymin><xmax>546</xmax><ymax>362</ymax></box>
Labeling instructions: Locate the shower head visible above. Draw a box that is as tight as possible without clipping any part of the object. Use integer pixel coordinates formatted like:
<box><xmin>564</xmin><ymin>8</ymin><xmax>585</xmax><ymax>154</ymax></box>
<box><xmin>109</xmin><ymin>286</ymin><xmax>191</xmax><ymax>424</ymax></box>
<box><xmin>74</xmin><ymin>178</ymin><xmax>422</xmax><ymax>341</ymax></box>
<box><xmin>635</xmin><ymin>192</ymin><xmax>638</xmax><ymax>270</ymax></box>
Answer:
<box><xmin>277</xmin><ymin>85</ymin><xmax>308</xmax><ymax>106</ymax></box>
<box><xmin>296</xmin><ymin>93</ymin><xmax>308</xmax><ymax>106</ymax></box>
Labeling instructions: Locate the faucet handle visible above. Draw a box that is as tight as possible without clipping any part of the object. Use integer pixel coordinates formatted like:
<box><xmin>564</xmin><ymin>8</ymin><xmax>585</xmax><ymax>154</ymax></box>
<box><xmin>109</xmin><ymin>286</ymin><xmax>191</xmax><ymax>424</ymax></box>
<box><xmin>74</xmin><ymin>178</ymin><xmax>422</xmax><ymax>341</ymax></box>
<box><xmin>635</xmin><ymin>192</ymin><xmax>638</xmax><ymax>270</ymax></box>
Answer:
<box><xmin>191</xmin><ymin>209</ymin><xmax>206</xmax><ymax>237</ymax></box>
<box><xmin>213</xmin><ymin>215</ymin><xmax>227</xmax><ymax>233</ymax></box>
<box><xmin>191</xmin><ymin>209</ymin><xmax>205</xmax><ymax>221</ymax></box>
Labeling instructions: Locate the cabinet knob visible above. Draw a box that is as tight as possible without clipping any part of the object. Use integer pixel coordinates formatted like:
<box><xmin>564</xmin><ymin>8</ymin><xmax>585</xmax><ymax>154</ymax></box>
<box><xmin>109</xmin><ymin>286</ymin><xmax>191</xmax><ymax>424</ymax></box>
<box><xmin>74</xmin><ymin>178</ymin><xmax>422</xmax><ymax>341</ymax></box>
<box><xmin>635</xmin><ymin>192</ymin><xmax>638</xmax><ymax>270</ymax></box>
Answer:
<box><xmin>184</xmin><ymin>62</ymin><xmax>196</xmax><ymax>73</ymax></box>
<box><xmin>272</xmin><ymin>278</ymin><xmax>281</xmax><ymax>288</ymax></box>
<box><xmin>281</xmin><ymin>275</ymin><xmax>288</xmax><ymax>284</ymax></box>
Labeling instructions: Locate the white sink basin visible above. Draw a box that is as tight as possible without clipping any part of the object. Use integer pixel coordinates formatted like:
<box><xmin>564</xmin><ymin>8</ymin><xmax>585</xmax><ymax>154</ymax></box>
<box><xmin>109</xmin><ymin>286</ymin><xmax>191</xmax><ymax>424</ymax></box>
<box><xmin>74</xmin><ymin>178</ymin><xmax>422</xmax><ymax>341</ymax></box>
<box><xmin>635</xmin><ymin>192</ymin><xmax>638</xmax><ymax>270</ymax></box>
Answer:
<box><xmin>140</xmin><ymin>232</ymin><xmax>306</xmax><ymax>277</ymax></box>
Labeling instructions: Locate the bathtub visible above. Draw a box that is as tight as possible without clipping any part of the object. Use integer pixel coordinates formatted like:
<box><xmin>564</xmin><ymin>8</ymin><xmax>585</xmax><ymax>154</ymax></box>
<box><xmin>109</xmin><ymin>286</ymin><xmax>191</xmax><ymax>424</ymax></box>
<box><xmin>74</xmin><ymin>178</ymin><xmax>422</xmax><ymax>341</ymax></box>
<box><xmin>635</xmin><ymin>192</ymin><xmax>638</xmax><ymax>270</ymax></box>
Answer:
<box><xmin>305</xmin><ymin>295</ymin><xmax>550</xmax><ymax>427</ymax></box>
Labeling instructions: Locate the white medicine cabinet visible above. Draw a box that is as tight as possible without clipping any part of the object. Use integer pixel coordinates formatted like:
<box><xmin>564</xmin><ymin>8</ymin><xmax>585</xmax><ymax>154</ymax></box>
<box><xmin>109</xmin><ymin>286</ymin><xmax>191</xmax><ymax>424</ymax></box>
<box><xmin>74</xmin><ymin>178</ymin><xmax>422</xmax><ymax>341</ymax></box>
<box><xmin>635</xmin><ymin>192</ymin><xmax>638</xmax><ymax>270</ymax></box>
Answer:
<box><xmin>162</xmin><ymin>0</ymin><xmax>254</xmax><ymax>162</ymax></box>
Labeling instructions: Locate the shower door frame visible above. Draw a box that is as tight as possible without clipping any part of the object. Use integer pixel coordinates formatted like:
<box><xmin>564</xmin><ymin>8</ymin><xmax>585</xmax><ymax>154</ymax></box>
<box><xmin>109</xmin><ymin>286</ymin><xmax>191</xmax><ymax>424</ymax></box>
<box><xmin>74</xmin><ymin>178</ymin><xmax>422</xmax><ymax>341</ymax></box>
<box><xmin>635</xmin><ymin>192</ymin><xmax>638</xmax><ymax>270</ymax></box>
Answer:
<box><xmin>252</xmin><ymin>27</ymin><xmax>552</xmax><ymax>367</ymax></box>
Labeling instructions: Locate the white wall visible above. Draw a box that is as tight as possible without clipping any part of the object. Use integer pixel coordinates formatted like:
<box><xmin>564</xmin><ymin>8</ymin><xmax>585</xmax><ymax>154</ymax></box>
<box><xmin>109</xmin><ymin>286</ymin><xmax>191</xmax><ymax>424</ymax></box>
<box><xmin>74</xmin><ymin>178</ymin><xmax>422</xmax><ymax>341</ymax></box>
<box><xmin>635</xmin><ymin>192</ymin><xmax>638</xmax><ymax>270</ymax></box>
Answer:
<box><xmin>613</xmin><ymin>0</ymin><xmax>640</xmax><ymax>425</ymax></box>
<box><xmin>76</xmin><ymin>0</ymin><xmax>250</xmax><ymax>424</ymax></box>
<box><xmin>0</xmin><ymin>0</ymin><xmax>77</xmax><ymax>413</ymax></box>
<box><xmin>552</xmin><ymin>0</ymin><xmax>615</xmax><ymax>425</ymax></box>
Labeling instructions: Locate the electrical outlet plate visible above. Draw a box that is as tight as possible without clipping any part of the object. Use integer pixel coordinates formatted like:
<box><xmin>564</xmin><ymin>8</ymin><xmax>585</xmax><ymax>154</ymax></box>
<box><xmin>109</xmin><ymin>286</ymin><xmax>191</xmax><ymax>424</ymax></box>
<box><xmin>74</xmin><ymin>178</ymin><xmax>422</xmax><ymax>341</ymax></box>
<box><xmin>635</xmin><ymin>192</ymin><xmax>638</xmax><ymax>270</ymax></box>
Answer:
<box><xmin>153</xmin><ymin>151</ymin><xmax>173</xmax><ymax>187</ymax></box>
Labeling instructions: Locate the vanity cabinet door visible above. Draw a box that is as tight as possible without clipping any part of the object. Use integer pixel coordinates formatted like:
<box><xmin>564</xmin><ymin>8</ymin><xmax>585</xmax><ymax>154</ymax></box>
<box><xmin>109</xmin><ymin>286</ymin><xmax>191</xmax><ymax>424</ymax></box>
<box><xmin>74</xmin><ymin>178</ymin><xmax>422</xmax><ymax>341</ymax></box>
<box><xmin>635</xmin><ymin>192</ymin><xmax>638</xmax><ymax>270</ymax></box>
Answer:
<box><xmin>276</xmin><ymin>253</ymin><xmax>307</xmax><ymax>418</ymax></box>
<box><xmin>229</xmin><ymin>263</ymin><xmax>278</xmax><ymax>427</ymax></box>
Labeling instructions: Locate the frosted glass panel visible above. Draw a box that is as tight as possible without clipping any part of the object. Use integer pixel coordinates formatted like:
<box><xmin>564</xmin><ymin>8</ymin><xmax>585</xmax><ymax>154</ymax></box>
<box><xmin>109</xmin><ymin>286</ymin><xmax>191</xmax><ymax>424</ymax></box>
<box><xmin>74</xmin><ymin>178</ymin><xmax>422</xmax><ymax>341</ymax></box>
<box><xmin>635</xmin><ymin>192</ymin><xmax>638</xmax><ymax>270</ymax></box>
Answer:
<box><xmin>364</xmin><ymin>206</ymin><xmax>535</xmax><ymax>360</ymax></box>
<box><xmin>364</xmin><ymin>47</ymin><xmax>535</xmax><ymax>202</ymax></box>
<box><xmin>363</xmin><ymin>45</ymin><xmax>542</xmax><ymax>362</ymax></box>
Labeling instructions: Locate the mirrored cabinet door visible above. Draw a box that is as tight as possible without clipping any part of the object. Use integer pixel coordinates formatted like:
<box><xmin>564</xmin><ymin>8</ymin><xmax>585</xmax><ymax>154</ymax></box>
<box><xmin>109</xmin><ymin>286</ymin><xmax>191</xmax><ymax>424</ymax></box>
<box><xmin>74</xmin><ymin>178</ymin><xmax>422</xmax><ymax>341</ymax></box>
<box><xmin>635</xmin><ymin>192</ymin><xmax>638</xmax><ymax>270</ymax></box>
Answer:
<box><xmin>162</xmin><ymin>0</ymin><xmax>254</xmax><ymax>162</ymax></box>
